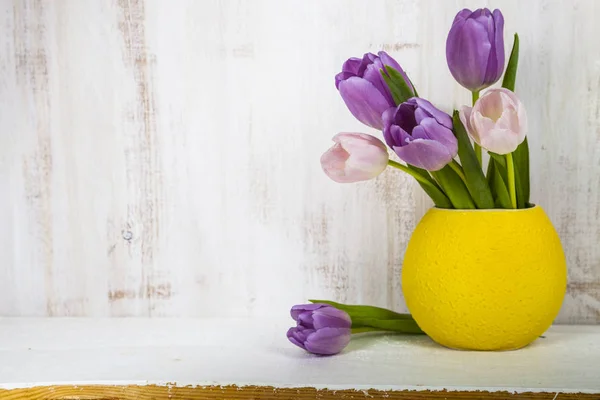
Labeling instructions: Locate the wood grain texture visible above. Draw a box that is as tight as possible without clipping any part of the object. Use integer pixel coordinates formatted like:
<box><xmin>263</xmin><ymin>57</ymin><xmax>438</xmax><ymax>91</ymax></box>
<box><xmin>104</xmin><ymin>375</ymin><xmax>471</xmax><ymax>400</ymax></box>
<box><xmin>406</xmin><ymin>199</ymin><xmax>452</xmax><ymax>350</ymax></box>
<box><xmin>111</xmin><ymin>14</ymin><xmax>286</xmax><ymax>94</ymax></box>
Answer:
<box><xmin>0</xmin><ymin>0</ymin><xmax>599</xmax><ymax>321</ymax></box>
<box><xmin>0</xmin><ymin>385</ymin><xmax>596</xmax><ymax>400</ymax></box>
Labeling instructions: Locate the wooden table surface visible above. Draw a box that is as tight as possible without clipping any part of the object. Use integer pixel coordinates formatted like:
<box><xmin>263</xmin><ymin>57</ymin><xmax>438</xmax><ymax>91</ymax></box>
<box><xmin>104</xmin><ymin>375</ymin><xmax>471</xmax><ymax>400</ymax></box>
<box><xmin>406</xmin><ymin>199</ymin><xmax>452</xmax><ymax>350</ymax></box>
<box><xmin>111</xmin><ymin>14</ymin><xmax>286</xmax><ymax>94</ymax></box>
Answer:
<box><xmin>0</xmin><ymin>318</ymin><xmax>599</xmax><ymax>399</ymax></box>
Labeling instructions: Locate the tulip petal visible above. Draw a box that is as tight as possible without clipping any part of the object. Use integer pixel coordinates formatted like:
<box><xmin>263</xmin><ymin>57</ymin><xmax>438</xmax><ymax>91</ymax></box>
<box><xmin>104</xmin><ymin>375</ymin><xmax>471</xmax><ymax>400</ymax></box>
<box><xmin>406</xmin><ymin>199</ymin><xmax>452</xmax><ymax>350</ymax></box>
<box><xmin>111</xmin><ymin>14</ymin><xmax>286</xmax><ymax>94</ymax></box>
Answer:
<box><xmin>286</xmin><ymin>328</ymin><xmax>307</xmax><ymax>350</ymax></box>
<box><xmin>384</xmin><ymin>124</ymin><xmax>411</xmax><ymax>149</ymax></box>
<box><xmin>517</xmin><ymin>103</ymin><xmax>528</xmax><ymax>143</ymax></box>
<box><xmin>338</xmin><ymin>77</ymin><xmax>391</xmax><ymax>129</ymax></box>
<box><xmin>357</xmin><ymin>52</ymin><xmax>378</xmax><ymax>76</ymax></box>
<box><xmin>345</xmin><ymin>153</ymin><xmax>388</xmax><ymax>182</ymax></box>
<box><xmin>335</xmin><ymin>58</ymin><xmax>363</xmax><ymax>89</ymax></box>
<box><xmin>291</xmin><ymin>326</ymin><xmax>316</xmax><ymax>345</ymax></box>
<box><xmin>497</xmin><ymin>90</ymin><xmax>525</xmax><ymax>137</ymax></box>
<box><xmin>418</xmin><ymin>118</ymin><xmax>458</xmax><ymax>157</ymax></box>
<box><xmin>304</xmin><ymin>327</ymin><xmax>351</xmax><ymax>355</ymax></box>
<box><xmin>335</xmin><ymin>71</ymin><xmax>354</xmax><ymax>89</ymax></box>
<box><xmin>363</xmin><ymin>62</ymin><xmax>394</xmax><ymax>105</ymax></box>
<box><xmin>471</xmin><ymin>111</ymin><xmax>497</xmax><ymax>146</ymax></box>
<box><xmin>472</xmin><ymin>10</ymin><xmax>497</xmax><ymax>83</ymax></box>
<box><xmin>342</xmin><ymin>57</ymin><xmax>362</xmax><ymax>74</ymax></box>
<box><xmin>470</xmin><ymin>8</ymin><xmax>492</xmax><ymax>29</ymax></box>
<box><xmin>453</xmin><ymin>8</ymin><xmax>473</xmax><ymax>24</ymax></box>
<box><xmin>495</xmin><ymin>107</ymin><xmax>526</xmax><ymax>147</ymax></box>
<box><xmin>495</xmin><ymin>108</ymin><xmax>520</xmax><ymax>133</ymax></box>
<box><xmin>312</xmin><ymin>307</ymin><xmax>352</xmax><ymax>329</ymax></box>
<box><xmin>477</xmin><ymin>93</ymin><xmax>504</xmax><ymax>121</ymax></box>
<box><xmin>459</xmin><ymin>106</ymin><xmax>474</xmax><ymax>137</ymax></box>
<box><xmin>414</xmin><ymin>107</ymin><xmax>428</xmax><ymax>124</ymax></box>
<box><xmin>414</xmin><ymin>98</ymin><xmax>453</xmax><ymax>129</ymax></box>
<box><xmin>395</xmin><ymin>102</ymin><xmax>418</xmax><ymax>133</ymax></box>
<box><xmin>393</xmin><ymin>139</ymin><xmax>454</xmax><ymax>171</ymax></box>
<box><xmin>377</xmin><ymin>51</ymin><xmax>403</xmax><ymax>77</ymax></box>
<box><xmin>382</xmin><ymin>106</ymin><xmax>397</xmax><ymax>129</ymax></box>
<box><xmin>298</xmin><ymin>311</ymin><xmax>315</xmax><ymax>329</ymax></box>
<box><xmin>480</xmin><ymin>128</ymin><xmax>520</xmax><ymax>155</ymax></box>
<box><xmin>320</xmin><ymin>143</ymin><xmax>351</xmax><ymax>183</ymax></box>
<box><xmin>290</xmin><ymin>303</ymin><xmax>326</xmax><ymax>321</ymax></box>
<box><xmin>378</xmin><ymin>51</ymin><xmax>413</xmax><ymax>92</ymax></box>
<box><xmin>488</xmin><ymin>9</ymin><xmax>505</xmax><ymax>83</ymax></box>
<box><xmin>335</xmin><ymin>132</ymin><xmax>387</xmax><ymax>151</ymax></box>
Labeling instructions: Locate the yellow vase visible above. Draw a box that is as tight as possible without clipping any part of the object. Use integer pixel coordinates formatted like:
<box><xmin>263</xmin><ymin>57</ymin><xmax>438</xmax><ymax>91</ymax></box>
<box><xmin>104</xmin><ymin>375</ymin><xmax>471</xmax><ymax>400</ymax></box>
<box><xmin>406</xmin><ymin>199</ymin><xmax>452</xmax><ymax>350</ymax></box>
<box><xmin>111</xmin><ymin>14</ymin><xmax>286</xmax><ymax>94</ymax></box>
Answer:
<box><xmin>402</xmin><ymin>205</ymin><xmax>567</xmax><ymax>351</ymax></box>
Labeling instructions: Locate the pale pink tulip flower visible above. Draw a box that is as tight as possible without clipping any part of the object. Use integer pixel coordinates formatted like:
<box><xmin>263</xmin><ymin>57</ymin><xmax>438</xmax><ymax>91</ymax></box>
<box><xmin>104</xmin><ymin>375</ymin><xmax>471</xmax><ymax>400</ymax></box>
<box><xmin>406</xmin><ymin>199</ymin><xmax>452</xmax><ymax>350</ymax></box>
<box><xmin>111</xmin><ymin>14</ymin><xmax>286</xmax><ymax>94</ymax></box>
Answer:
<box><xmin>460</xmin><ymin>88</ymin><xmax>527</xmax><ymax>155</ymax></box>
<box><xmin>320</xmin><ymin>133</ymin><xmax>389</xmax><ymax>183</ymax></box>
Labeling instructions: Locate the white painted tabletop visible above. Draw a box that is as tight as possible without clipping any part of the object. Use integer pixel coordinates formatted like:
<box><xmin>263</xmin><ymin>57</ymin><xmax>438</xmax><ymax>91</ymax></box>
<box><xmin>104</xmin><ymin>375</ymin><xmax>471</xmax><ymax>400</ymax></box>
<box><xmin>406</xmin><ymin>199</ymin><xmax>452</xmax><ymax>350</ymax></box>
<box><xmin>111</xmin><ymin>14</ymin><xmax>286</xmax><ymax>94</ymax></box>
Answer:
<box><xmin>0</xmin><ymin>318</ymin><xmax>599</xmax><ymax>394</ymax></box>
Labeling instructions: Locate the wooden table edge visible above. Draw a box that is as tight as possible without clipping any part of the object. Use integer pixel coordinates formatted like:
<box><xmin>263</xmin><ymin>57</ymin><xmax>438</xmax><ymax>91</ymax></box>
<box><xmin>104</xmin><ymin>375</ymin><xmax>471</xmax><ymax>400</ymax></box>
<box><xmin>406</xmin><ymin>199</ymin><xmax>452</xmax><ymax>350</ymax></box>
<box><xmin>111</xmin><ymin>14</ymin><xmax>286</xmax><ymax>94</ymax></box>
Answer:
<box><xmin>0</xmin><ymin>385</ymin><xmax>598</xmax><ymax>399</ymax></box>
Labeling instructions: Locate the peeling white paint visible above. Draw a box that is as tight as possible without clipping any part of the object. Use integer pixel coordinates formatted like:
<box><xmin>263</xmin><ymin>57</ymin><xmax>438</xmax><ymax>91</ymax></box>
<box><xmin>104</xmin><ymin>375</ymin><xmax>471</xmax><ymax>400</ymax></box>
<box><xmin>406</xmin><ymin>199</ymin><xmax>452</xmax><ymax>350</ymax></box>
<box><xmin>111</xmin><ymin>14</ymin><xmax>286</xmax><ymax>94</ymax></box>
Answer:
<box><xmin>0</xmin><ymin>0</ymin><xmax>599</xmax><ymax>321</ymax></box>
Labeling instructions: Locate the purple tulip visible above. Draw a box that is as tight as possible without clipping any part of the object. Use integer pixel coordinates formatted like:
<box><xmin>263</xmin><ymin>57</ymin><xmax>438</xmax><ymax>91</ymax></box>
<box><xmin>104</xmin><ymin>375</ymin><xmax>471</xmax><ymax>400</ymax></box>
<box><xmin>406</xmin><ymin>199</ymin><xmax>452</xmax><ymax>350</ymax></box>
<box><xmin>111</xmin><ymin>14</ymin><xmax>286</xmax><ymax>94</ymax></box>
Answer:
<box><xmin>383</xmin><ymin>98</ymin><xmax>457</xmax><ymax>171</ymax></box>
<box><xmin>335</xmin><ymin>52</ymin><xmax>413</xmax><ymax>130</ymax></box>
<box><xmin>446</xmin><ymin>8</ymin><xmax>505</xmax><ymax>92</ymax></box>
<box><xmin>287</xmin><ymin>303</ymin><xmax>352</xmax><ymax>355</ymax></box>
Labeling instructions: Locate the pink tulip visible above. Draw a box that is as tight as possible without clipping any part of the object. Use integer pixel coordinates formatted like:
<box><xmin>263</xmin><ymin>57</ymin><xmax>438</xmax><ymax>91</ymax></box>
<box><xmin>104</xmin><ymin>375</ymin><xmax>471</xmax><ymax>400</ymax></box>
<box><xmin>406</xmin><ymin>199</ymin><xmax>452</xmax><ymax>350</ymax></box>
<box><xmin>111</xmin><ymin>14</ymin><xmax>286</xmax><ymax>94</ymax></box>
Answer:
<box><xmin>320</xmin><ymin>133</ymin><xmax>389</xmax><ymax>183</ymax></box>
<box><xmin>459</xmin><ymin>88</ymin><xmax>527</xmax><ymax>155</ymax></box>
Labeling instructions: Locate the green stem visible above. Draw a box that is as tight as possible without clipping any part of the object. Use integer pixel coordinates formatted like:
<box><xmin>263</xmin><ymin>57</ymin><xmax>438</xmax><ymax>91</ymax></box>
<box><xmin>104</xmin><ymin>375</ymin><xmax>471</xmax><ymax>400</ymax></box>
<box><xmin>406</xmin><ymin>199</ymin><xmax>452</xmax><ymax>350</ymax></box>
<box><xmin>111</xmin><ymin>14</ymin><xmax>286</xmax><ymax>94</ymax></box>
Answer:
<box><xmin>471</xmin><ymin>91</ymin><xmax>482</xmax><ymax>166</ymax></box>
<box><xmin>351</xmin><ymin>327</ymin><xmax>383</xmax><ymax>334</ymax></box>
<box><xmin>387</xmin><ymin>160</ymin><xmax>432</xmax><ymax>186</ymax></box>
<box><xmin>449</xmin><ymin>160</ymin><xmax>467</xmax><ymax>186</ymax></box>
<box><xmin>506</xmin><ymin>153</ymin><xmax>517</xmax><ymax>209</ymax></box>
<box><xmin>474</xmin><ymin>144</ymin><xmax>482</xmax><ymax>166</ymax></box>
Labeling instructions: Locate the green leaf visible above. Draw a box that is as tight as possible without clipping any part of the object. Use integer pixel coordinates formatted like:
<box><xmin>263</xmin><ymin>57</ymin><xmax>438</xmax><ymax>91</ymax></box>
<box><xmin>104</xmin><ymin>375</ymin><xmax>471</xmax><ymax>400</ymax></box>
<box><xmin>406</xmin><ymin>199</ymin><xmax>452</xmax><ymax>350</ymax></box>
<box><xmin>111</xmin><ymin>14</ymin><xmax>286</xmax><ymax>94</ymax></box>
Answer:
<box><xmin>308</xmin><ymin>300</ymin><xmax>414</xmax><ymax>321</ymax></box>
<box><xmin>407</xmin><ymin>165</ymin><xmax>453</xmax><ymax>208</ymax></box>
<box><xmin>380</xmin><ymin>66</ymin><xmax>415</xmax><ymax>105</ymax></box>
<box><xmin>406</xmin><ymin>165</ymin><xmax>441</xmax><ymax>190</ymax></box>
<box><xmin>430</xmin><ymin>165</ymin><xmax>476</xmax><ymax>209</ymax></box>
<box><xmin>502</xmin><ymin>33</ymin><xmax>519</xmax><ymax>91</ymax></box>
<box><xmin>408</xmin><ymin>77</ymin><xmax>419</xmax><ymax>97</ymax></box>
<box><xmin>486</xmin><ymin>153</ymin><xmax>496</xmax><ymax>184</ymax></box>
<box><xmin>351</xmin><ymin>326</ymin><xmax>381</xmax><ymax>334</ymax></box>
<box><xmin>488</xmin><ymin>159</ymin><xmax>496</xmax><ymax>184</ymax></box>
<box><xmin>350</xmin><ymin>317</ymin><xmax>424</xmax><ymax>334</ymax></box>
<box><xmin>490</xmin><ymin>150</ymin><xmax>527</xmax><ymax>208</ymax></box>
<box><xmin>513</xmin><ymin>138</ymin><xmax>530</xmax><ymax>206</ymax></box>
<box><xmin>308</xmin><ymin>300</ymin><xmax>425</xmax><ymax>333</ymax></box>
<box><xmin>452</xmin><ymin>111</ymin><xmax>495</xmax><ymax>209</ymax></box>
<box><xmin>488</xmin><ymin>152</ymin><xmax>507</xmax><ymax>168</ymax></box>
<box><xmin>501</xmin><ymin>33</ymin><xmax>530</xmax><ymax>208</ymax></box>
<box><xmin>491</xmin><ymin>162</ymin><xmax>512</xmax><ymax>209</ymax></box>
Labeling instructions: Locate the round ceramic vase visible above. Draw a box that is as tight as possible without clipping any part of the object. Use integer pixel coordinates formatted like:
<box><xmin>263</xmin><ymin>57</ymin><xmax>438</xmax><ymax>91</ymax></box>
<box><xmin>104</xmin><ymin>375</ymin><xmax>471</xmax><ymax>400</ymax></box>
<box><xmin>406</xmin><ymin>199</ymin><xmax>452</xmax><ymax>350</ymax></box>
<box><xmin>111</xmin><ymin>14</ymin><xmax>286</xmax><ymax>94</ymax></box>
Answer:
<box><xmin>402</xmin><ymin>205</ymin><xmax>567</xmax><ymax>351</ymax></box>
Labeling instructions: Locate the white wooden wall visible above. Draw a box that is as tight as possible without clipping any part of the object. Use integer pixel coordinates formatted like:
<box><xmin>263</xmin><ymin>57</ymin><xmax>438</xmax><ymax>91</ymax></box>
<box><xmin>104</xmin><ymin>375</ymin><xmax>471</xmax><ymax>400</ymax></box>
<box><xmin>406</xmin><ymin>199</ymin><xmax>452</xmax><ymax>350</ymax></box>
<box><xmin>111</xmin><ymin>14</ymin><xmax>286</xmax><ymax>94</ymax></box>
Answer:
<box><xmin>0</xmin><ymin>0</ymin><xmax>598</xmax><ymax>323</ymax></box>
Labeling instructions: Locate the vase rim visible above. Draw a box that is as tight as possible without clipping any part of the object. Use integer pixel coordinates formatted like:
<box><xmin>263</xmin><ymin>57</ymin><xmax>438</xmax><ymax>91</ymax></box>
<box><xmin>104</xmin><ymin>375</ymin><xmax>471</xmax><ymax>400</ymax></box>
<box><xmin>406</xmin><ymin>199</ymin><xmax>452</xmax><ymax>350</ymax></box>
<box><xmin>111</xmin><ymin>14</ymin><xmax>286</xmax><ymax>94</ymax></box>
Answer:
<box><xmin>432</xmin><ymin>204</ymin><xmax>539</xmax><ymax>212</ymax></box>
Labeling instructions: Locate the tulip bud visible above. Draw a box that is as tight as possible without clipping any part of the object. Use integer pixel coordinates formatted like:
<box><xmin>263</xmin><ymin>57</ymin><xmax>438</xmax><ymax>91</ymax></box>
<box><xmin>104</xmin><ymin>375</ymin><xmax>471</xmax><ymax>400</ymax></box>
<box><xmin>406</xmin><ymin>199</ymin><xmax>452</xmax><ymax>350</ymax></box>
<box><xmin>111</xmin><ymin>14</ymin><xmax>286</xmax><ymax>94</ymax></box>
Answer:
<box><xmin>335</xmin><ymin>52</ymin><xmax>413</xmax><ymax>130</ymax></box>
<box><xmin>320</xmin><ymin>133</ymin><xmax>389</xmax><ymax>183</ymax></box>
<box><xmin>287</xmin><ymin>304</ymin><xmax>352</xmax><ymax>355</ymax></box>
<box><xmin>459</xmin><ymin>88</ymin><xmax>527</xmax><ymax>155</ymax></box>
<box><xmin>446</xmin><ymin>8</ymin><xmax>505</xmax><ymax>92</ymax></box>
<box><xmin>383</xmin><ymin>98</ymin><xmax>458</xmax><ymax>171</ymax></box>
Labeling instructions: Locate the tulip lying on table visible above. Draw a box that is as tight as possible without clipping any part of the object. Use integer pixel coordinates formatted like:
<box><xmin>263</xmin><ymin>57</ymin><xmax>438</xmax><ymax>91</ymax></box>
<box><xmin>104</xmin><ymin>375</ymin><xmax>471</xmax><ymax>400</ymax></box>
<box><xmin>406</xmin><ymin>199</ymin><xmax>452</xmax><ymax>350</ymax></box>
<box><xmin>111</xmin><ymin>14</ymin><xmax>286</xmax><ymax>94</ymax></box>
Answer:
<box><xmin>287</xmin><ymin>301</ymin><xmax>424</xmax><ymax>355</ymax></box>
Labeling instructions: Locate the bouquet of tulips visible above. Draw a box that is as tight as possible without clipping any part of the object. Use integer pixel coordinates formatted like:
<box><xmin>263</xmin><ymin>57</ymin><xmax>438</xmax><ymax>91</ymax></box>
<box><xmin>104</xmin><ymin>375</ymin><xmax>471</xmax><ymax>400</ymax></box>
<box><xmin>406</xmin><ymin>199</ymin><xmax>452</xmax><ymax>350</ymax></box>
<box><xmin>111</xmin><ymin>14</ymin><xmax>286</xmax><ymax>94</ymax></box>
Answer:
<box><xmin>321</xmin><ymin>8</ymin><xmax>528</xmax><ymax>210</ymax></box>
<box><xmin>289</xmin><ymin>8</ymin><xmax>530</xmax><ymax>356</ymax></box>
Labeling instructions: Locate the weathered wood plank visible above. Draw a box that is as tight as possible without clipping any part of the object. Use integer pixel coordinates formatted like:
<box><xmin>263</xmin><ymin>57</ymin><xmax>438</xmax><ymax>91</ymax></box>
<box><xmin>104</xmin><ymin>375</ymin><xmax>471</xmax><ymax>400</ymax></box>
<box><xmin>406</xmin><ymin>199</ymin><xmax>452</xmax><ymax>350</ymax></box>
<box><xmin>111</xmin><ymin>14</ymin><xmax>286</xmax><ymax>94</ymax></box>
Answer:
<box><xmin>0</xmin><ymin>385</ymin><xmax>595</xmax><ymax>400</ymax></box>
<box><xmin>0</xmin><ymin>0</ymin><xmax>599</xmax><ymax>321</ymax></box>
